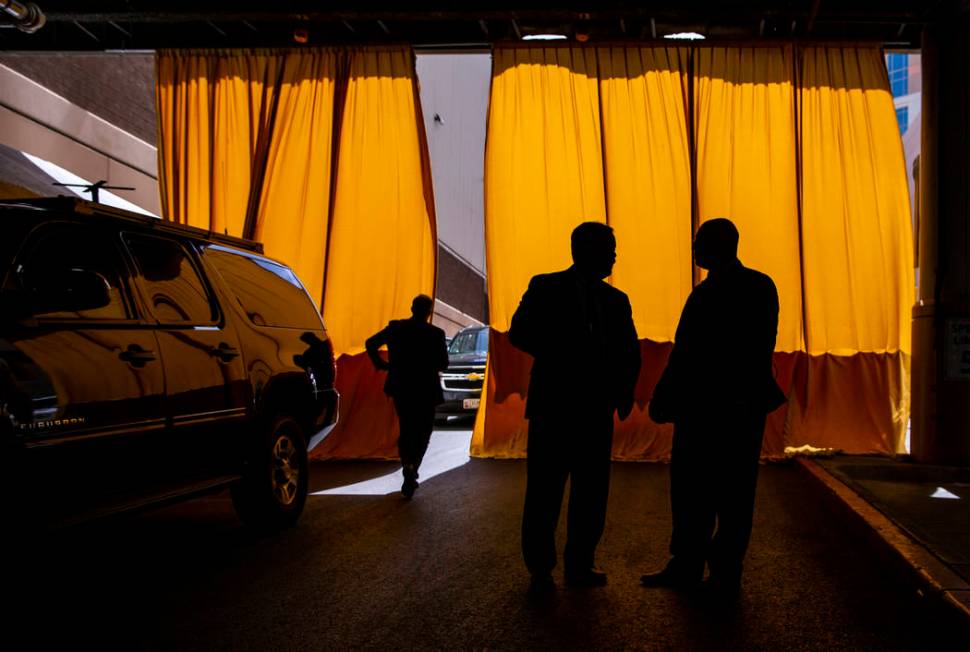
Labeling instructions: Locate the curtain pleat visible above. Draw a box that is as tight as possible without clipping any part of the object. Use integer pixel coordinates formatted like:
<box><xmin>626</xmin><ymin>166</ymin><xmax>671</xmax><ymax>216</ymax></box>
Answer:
<box><xmin>794</xmin><ymin>46</ymin><xmax>914</xmax><ymax>453</ymax></box>
<box><xmin>251</xmin><ymin>50</ymin><xmax>340</xmax><ymax>305</ymax></box>
<box><xmin>598</xmin><ymin>46</ymin><xmax>692</xmax><ymax>459</ymax></box>
<box><xmin>484</xmin><ymin>47</ymin><xmax>606</xmax><ymax>333</ymax></box>
<box><xmin>693</xmin><ymin>46</ymin><xmax>803</xmax><ymax>457</ymax></box>
<box><xmin>471</xmin><ymin>47</ymin><xmax>606</xmax><ymax>458</ymax></box>
<box><xmin>316</xmin><ymin>48</ymin><xmax>437</xmax><ymax>459</ymax></box>
<box><xmin>694</xmin><ymin>46</ymin><xmax>804</xmax><ymax>352</ymax></box>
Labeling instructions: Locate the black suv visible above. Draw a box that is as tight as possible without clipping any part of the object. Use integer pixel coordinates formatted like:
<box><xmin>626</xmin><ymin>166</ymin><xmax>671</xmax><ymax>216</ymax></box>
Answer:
<box><xmin>436</xmin><ymin>325</ymin><xmax>488</xmax><ymax>421</ymax></box>
<box><xmin>0</xmin><ymin>198</ymin><xmax>338</xmax><ymax>530</ymax></box>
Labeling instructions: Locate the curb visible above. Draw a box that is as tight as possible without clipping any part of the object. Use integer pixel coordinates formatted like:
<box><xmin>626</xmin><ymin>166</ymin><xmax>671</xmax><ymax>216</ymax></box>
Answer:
<box><xmin>796</xmin><ymin>458</ymin><xmax>970</xmax><ymax>632</ymax></box>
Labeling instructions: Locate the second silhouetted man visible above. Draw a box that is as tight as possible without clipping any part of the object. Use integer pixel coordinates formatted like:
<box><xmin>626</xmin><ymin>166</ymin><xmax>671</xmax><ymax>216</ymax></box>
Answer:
<box><xmin>509</xmin><ymin>222</ymin><xmax>641</xmax><ymax>591</ymax></box>
<box><xmin>643</xmin><ymin>218</ymin><xmax>786</xmax><ymax>595</ymax></box>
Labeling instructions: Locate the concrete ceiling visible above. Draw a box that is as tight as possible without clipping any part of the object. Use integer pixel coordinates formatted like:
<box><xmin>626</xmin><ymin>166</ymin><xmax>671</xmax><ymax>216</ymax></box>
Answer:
<box><xmin>0</xmin><ymin>1</ymin><xmax>946</xmax><ymax>50</ymax></box>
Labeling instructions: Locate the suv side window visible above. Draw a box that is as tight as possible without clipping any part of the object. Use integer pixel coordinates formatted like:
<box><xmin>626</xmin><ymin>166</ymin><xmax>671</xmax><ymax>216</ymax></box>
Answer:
<box><xmin>124</xmin><ymin>234</ymin><xmax>216</xmax><ymax>325</ymax></box>
<box><xmin>204</xmin><ymin>245</ymin><xmax>321</xmax><ymax>329</ymax></box>
<box><xmin>13</xmin><ymin>222</ymin><xmax>130</xmax><ymax>321</ymax></box>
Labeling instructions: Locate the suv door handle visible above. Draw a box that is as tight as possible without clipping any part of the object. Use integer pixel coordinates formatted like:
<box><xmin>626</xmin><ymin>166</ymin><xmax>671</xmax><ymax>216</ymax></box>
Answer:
<box><xmin>119</xmin><ymin>344</ymin><xmax>157</xmax><ymax>367</ymax></box>
<box><xmin>210</xmin><ymin>342</ymin><xmax>240</xmax><ymax>362</ymax></box>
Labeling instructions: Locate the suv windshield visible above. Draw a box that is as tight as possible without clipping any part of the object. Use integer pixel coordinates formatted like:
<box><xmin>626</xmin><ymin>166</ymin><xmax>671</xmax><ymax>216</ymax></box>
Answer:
<box><xmin>449</xmin><ymin>328</ymin><xmax>488</xmax><ymax>355</ymax></box>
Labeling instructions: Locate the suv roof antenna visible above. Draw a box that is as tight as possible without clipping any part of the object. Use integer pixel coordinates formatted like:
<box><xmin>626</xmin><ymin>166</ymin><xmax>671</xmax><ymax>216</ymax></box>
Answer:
<box><xmin>53</xmin><ymin>180</ymin><xmax>135</xmax><ymax>204</ymax></box>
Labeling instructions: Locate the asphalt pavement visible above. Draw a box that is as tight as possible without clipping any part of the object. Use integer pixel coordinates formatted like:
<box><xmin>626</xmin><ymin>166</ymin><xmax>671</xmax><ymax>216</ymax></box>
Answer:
<box><xmin>8</xmin><ymin>427</ymin><xmax>964</xmax><ymax>651</ymax></box>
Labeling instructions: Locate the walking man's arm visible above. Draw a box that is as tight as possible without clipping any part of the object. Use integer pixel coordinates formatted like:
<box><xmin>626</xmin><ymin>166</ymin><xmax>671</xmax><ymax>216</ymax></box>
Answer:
<box><xmin>365</xmin><ymin>326</ymin><xmax>391</xmax><ymax>371</ymax></box>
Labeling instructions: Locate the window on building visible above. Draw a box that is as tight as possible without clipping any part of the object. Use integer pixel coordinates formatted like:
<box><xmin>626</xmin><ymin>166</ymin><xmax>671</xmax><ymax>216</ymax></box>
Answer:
<box><xmin>896</xmin><ymin>106</ymin><xmax>909</xmax><ymax>135</ymax></box>
<box><xmin>886</xmin><ymin>53</ymin><xmax>909</xmax><ymax>97</ymax></box>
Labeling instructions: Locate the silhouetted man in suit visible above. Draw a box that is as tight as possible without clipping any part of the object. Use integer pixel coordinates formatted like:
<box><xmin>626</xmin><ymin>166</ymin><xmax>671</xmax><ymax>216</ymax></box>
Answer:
<box><xmin>366</xmin><ymin>294</ymin><xmax>449</xmax><ymax>499</ymax></box>
<box><xmin>509</xmin><ymin>222</ymin><xmax>641</xmax><ymax>591</ymax></box>
<box><xmin>642</xmin><ymin>218</ymin><xmax>786</xmax><ymax>595</ymax></box>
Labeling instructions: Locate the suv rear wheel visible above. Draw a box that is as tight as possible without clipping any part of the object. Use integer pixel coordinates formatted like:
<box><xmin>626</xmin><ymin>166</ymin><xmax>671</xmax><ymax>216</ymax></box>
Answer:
<box><xmin>231</xmin><ymin>415</ymin><xmax>309</xmax><ymax>530</ymax></box>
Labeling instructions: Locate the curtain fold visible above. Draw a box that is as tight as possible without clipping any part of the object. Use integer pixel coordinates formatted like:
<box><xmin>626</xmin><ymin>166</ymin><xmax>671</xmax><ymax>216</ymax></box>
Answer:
<box><xmin>472</xmin><ymin>47</ymin><xmax>606</xmax><ymax>458</ymax></box>
<box><xmin>598</xmin><ymin>46</ymin><xmax>692</xmax><ymax>460</ymax></box>
<box><xmin>157</xmin><ymin>50</ymin><xmax>283</xmax><ymax>235</ymax></box>
<box><xmin>484</xmin><ymin>47</ymin><xmax>606</xmax><ymax>332</ymax></box>
<box><xmin>474</xmin><ymin>46</ymin><xmax>693</xmax><ymax>460</ymax></box>
<box><xmin>793</xmin><ymin>46</ymin><xmax>914</xmax><ymax>453</ymax></box>
<box><xmin>694</xmin><ymin>46</ymin><xmax>804</xmax><ymax>353</ymax></box>
<box><xmin>798</xmin><ymin>47</ymin><xmax>914</xmax><ymax>357</ymax></box>
<box><xmin>250</xmin><ymin>49</ymin><xmax>341</xmax><ymax>304</ymax></box>
<box><xmin>693</xmin><ymin>46</ymin><xmax>803</xmax><ymax>456</ymax></box>
<box><xmin>321</xmin><ymin>49</ymin><xmax>437</xmax><ymax>357</ymax></box>
<box><xmin>477</xmin><ymin>44</ymin><xmax>913</xmax><ymax>460</ymax></box>
<box><xmin>316</xmin><ymin>48</ymin><xmax>437</xmax><ymax>459</ymax></box>
<box><xmin>156</xmin><ymin>47</ymin><xmax>436</xmax><ymax>461</ymax></box>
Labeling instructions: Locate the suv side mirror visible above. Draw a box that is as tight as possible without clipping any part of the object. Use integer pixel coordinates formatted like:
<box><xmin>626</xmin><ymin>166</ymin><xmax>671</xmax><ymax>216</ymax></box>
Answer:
<box><xmin>26</xmin><ymin>268</ymin><xmax>112</xmax><ymax>315</ymax></box>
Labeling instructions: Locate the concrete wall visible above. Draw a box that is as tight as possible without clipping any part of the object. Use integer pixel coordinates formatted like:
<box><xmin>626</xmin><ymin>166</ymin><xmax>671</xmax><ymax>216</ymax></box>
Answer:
<box><xmin>415</xmin><ymin>52</ymin><xmax>490</xmax><ymax>277</ymax></box>
<box><xmin>0</xmin><ymin>58</ymin><xmax>159</xmax><ymax>214</ymax></box>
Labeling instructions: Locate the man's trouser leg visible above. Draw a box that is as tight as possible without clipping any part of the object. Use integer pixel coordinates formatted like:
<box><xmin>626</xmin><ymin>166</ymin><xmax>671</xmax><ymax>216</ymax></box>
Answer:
<box><xmin>709</xmin><ymin>410</ymin><xmax>767</xmax><ymax>581</ymax></box>
<box><xmin>522</xmin><ymin>419</ymin><xmax>569</xmax><ymax>576</ymax></box>
<box><xmin>394</xmin><ymin>397</ymin><xmax>435</xmax><ymax>478</ymax></box>
<box><xmin>668</xmin><ymin>417</ymin><xmax>716</xmax><ymax>579</ymax></box>
<box><xmin>563</xmin><ymin>412</ymin><xmax>613</xmax><ymax>574</ymax></box>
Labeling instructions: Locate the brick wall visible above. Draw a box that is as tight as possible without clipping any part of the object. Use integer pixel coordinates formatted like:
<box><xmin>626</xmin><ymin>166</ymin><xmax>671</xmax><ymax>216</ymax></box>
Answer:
<box><xmin>437</xmin><ymin>246</ymin><xmax>487</xmax><ymax>323</ymax></box>
<box><xmin>0</xmin><ymin>53</ymin><xmax>156</xmax><ymax>144</ymax></box>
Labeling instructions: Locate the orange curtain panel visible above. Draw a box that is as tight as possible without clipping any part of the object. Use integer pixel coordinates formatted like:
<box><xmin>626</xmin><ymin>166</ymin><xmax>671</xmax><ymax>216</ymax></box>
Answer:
<box><xmin>693</xmin><ymin>46</ymin><xmax>803</xmax><ymax>457</ymax></box>
<box><xmin>156</xmin><ymin>47</ymin><xmax>436</xmax><ymax>460</ymax></box>
<box><xmin>693</xmin><ymin>46</ymin><xmax>803</xmax><ymax>352</ymax></box>
<box><xmin>597</xmin><ymin>46</ymin><xmax>692</xmax><ymax>460</ymax></box>
<box><xmin>157</xmin><ymin>50</ymin><xmax>283</xmax><ymax>236</ymax></box>
<box><xmin>250</xmin><ymin>50</ymin><xmax>341</xmax><ymax>304</ymax></box>
<box><xmin>317</xmin><ymin>48</ymin><xmax>438</xmax><ymax>459</ymax></box>
<box><xmin>474</xmin><ymin>46</ymin><xmax>693</xmax><ymax>460</ymax></box>
<box><xmin>472</xmin><ymin>47</ymin><xmax>607</xmax><ymax>457</ymax></box>
<box><xmin>795</xmin><ymin>46</ymin><xmax>914</xmax><ymax>453</ymax></box>
<box><xmin>477</xmin><ymin>44</ymin><xmax>913</xmax><ymax>460</ymax></box>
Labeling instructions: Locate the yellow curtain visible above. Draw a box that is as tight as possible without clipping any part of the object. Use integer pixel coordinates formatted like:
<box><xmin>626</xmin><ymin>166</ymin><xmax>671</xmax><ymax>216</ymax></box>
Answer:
<box><xmin>474</xmin><ymin>46</ymin><xmax>692</xmax><ymax>459</ymax></box>
<box><xmin>156</xmin><ymin>47</ymin><xmax>436</xmax><ymax>460</ymax></box>
<box><xmin>316</xmin><ymin>48</ymin><xmax>438</xmax><ymax>459</ymax></box>
<box><xmin>322</xmin><ymin>49</ymin><xmax>437</xmax><ymax>356</ymax></box>
<box><xmin>694</xmin><ymin>46</ymin><xmax>804</xmax><ymax>352</ymax></box>
<box><xmin>483</xmin><ymin>47</ymin><xmax>606</xmax><ymax>332</ymax></box>
<box><xmin>794</xmin><ymin>46</ymin><xmax>914</xmax><ymax>453</ymax></box>
<box><xmin>477</xmin><ymin>44</ymin><xmax>913</xmax><ymax>460</ymax></box>
<box><xmin>693</xmin><ymin>46</ymin><xmax>803</xmax><ymax>457</ymax></box>
<box><xmin>157</xmin><ymin>50</ymin><xmax>282</xmax><ymax>235</ymax></box>
<box><xmin>251</xmin><ymin>50</ymin><xmax>341</xmax><ymax>304</ymax></box>
<box><xmin>598</xmin><ymin>46</ymin><xmax>692</xmax><ymax>460</ymax></box>
<box><xmin>472</xmin><ymin>47</ymin><xmax>606</xmax><ymax>457</ymax></box>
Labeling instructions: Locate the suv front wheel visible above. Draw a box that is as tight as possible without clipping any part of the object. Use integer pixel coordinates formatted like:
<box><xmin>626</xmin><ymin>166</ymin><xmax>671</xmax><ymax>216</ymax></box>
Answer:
<box><xmin>231</xmin><ymin>415</ymin><xmax>309</xmax><ymax>530</ymax></box>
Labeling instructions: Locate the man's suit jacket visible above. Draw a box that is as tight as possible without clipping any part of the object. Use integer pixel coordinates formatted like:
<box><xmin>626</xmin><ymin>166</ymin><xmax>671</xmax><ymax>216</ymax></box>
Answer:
<box><xmin>650</xmin><ymin>260</ymin><xmax>786</xmax><ymax>424</ymax></box>
<box><xmin>509</xmin><ymin>267</ymin><xmax>641</xmax><ymax>421</ymax></box>
<box><xmin>366</xmin><ymin>318</ymin><xmax>449</xmax><ymax>406</ymax></box>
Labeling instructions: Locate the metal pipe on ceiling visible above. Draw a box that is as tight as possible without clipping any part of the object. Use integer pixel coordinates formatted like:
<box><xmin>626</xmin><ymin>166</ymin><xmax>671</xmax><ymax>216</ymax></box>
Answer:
<box><xmin>0</xmin><ymin>0</ymin><xmax>46</xmax><ymax>33</ymax></box>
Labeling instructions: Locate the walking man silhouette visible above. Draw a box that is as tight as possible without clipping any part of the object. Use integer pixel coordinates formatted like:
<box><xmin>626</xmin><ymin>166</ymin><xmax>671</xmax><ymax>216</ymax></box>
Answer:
<box><xmin>509</xmin><ymin>222</ymin><xmax>641</xmax><ymax>591</ymax></box>
<box><xmin>366</xmin><ymin>294</ymin><xmax>449</xmax><ymax>499</ymax></box>
<box><xmin>642</xmin><ymin>218</ymin><xmax>786</xmax><ymax>595</ymax></box>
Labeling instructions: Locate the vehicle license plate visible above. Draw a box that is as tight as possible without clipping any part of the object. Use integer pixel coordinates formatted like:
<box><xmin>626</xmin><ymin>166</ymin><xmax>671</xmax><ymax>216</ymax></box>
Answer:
<box><xmin>463</xmin><ymin>398</ymin><xmax>481</xmax><ymax>409</ymax></box>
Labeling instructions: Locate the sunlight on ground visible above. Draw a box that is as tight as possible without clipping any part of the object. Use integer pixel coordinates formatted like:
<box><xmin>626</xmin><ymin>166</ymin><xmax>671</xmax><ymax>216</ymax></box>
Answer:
<box><xmin>311</xmin><ymin>429</ymin><xmax>473</xmax><ymax>496</ymax></box>
<box><xmin>930</xmin><ymin>487</ymin><xmax>961</xmax><ymax>500</ymax></box>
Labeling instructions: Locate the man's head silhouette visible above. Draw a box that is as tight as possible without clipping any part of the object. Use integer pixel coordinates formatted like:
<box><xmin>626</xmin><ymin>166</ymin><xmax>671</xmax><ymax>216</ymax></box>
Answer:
<box><xmin>411</xmin><ymin>294</ymin><xmax>434</xmax><ymax>321</ymax></box>
<box><xmin>693</xmin><ymin>218</ymin><xmax>739</xmax><ymax>272</ymax></box>
<box><xmin>571</xmin><ymin>222</ymin><xmax>616</xmax><ymax>281</ymax></box>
